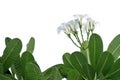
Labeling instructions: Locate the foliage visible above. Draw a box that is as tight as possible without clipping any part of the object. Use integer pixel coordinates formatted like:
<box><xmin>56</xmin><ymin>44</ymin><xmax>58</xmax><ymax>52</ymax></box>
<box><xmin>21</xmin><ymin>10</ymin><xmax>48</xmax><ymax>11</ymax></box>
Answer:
<box><xmin>0</xmin><ymin>15</ymin><xmax>120</xmax><ymax>80</ymax></box>
<box><xmin>0</xmin><ymin>33</ymin><xmax>120</xmax><ymax>80</ymax></box>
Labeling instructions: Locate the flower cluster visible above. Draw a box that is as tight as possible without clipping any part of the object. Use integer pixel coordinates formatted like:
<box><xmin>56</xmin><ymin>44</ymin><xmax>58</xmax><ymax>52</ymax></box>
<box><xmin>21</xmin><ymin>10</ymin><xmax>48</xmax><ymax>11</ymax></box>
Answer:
<box><xmin>58</xmin><ymin>14</ymin><xmax>97</xmax><ymax>49</ymax></box>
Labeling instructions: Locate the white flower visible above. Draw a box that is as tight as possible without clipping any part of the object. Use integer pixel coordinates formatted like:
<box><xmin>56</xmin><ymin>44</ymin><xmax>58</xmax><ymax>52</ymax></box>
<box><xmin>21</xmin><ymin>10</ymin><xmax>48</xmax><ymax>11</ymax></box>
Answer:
<box><xmin>82</xmin><ymin>22</ymin><xmax>89</xmax><ymax>33</ymax></box>
<box><xmin>73</xmin><ymin>14</ymin><xmax>87</xmax><ymax>22</ymax></box>
<box><xmin>57</xmin><ymin>23</ymin><xmax>71</xmax><ymax>34</ymax></box>
<box><xmin>86</xmin><ymin>17</ymin><xmax>98</xmax><ymax>31</ymax></box>
<box><xmin>57</xmin><ymin>19</ymin><xmax>80</xmax><ymax>34</ymax></box>
<box><xmin>68</xmin><ymin>19</ymin><xmax>79</xmax><ymax>32</ymax></box>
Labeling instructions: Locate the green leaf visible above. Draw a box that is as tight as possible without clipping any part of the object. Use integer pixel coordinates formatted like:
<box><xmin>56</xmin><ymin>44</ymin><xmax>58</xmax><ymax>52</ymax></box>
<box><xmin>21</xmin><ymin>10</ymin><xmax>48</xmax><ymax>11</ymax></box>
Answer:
<box><xmin>107</xmin><ymin>34</ymin><xmax>120</xmax><ymax>60</ymax></box>
<box><xmin>43</xmin><ymin>65</ymin><xmax>62</xmax><ymax>80</ymax></box>
<box><xmin>67</xmin><ymin>69</ymin><xmax>83</xmax><ymax>80</ymax></box>
<box><xmin>62</xmin><ymin>53</ymin><xmax>74</xmax><ymax>69</ymax></box>
<box><xmin>96</xmin><ymin>52</ymin><xmax>114</xmax><ymax>76</ymax></box>
<box><xmin>1</xmin><ymin>38</ymin><xmax>22</xmax><ymax>72</ymax></box>
<box><xmin>105</xmin><ymin>58</ymin><xmax>120</xmax><ymax>79</ymax></box>
<box><xmin>97</xmin><ymin>73</ymin><xmax>105</xmax><ymax>80</ymax></box>
<box><xmin>70</xmin><ymin>51</ymin><xmax>87</xmax><ymax>78</ymax></box>
<box><xmin>0</xmin><ymin>62</ymin><xmax>3</xmax><ymax>74</ymax></box>
<box><xmin>5</xmin><ymin>37</ymin><xmax>12</xmax><ymax>46</ymax></box>
<box><xmin>58</xmin><ymin>64</ymin><xmax>72</xmax><ymax>78</ymax></box>
<box><xmin>21</xmin><ymin>51</ymin><xmax>35</xmax><ymax>78</ymax></box>
<box><xmin>82</xmin><ymin>64</ymin><xmax>95</xmax><ymax>80</ymax></box>
<box><xmin>11</xmin><ymin>55</ymin><xmax>22</xmax><ymax>80</ymax></box>
<box><xmin>21</xmin><ymin>51</ymin><xmax>35</xmax><ymax>65</ymax></box>
<box><xmin>89</xmin><ymin>33</ymin><xmax>103</xmax><ymax>70</ymax></box>
<box><xmin>24</xmin><ymin>62</ymin><xmax>43</xmax><ymax>80</ymax></box>
<box><xmin>70</xmin><ymin>51</ymin><xmax>95</xmax><ymax>80</ymax></box>
<box><xmin>4</xmin><ymin>70</ymin><xmax>11</xmax><ymax>75</ymax></box>
<box><xmin>26</xmin><ymin>37</ymin><xmax>35</xmax><ymax>54</ymax></box>
<box><xmin>0</xmin><ymin>57</ymin><xmax>2</xmax><ymax>63</ymax></box>
<box><xmin>0</xmin><ymin>74</ymin><xmax>13</xmax><ymax>80</ymax></box>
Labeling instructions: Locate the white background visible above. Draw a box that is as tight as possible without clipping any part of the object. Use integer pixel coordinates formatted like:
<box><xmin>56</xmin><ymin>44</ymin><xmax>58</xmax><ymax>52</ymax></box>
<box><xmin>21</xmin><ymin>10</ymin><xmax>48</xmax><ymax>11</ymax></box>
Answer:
<box><xmin>0</xmin><ymin>0</ymin><xmax>120</xmax><ymax>74</ymax></box>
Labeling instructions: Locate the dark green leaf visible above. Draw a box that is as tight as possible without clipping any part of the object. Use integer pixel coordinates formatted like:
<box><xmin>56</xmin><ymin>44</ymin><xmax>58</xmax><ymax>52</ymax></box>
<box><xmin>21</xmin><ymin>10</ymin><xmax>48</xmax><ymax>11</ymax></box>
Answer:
<box><xmin>26</xmin><ymin>37</ymin><xmax>35</xmax><ymax>54</ymax></box>
<box><xmin>4</xmin><ymin>70</ymin><xmax>11</xmax><ymax>75</ymax></box>
<box><xmin>62</xmin><ymin>53</ymin><xmax>74</xmax><ymax>68</ymax></box>
<box><xmin>43</xmin><ymin>65</ymin><xmax>62</xmax><ymax>80</ymax></box>
<box><xmin>89</xmin><ymin>33</ymin><xmax>103</xmax><ymax>70</ymax></box>
<box><xmin>21</xmin><ymin>51</ymin><xmax>35</xmax><ymax>78</ymax></box>
<box><xmin>82</xmin><ymin>64</ymin><xmax>95</xmax><ymax>80</ymax></box>
<box><xmin>0</xmin><ymin>62</ymin><xmax>3</xmax><ymax>74</ymax></box>
<box><xmin>5</xmin><ymin>37</ymin><xmax>12</xmax><ymax>46</ymax></box>
<box><xmin>70</xmin><ymin>51</ymin><xmax>95</xmax><ymax>80</ymax></box>
<box><xmin>107</xmin><ymin>34</ymin><xmax>120</xmax><ymax>60</ymax></box>
<box><xmin>2</xmin><ymin>38</ymin><xmax>22</xmax><ymax>72</ymax></box>
<box><xmin>58</xmin><ymin>64</ymin><xmax>72</xmax><ymax>78</ymax></box>
<box><xmin>0</xmin><ymin>57</ymin><xmax>2</xmax><ymax>63</ymax></box>
<box><xmin>105</xmin><ymin>58</ymin><xmax>120</xmax><ymax>79</ymax></box>
<box><xmin>11</xmin><ymin>55</ymin><xmax>22</xmax><ymax>80</ymax></box>
<box><xmin>0</xmin><ymin>74</ymin><xmax>13</xmax><ymax>80</ymax></box>
<box><xmin>96</xmin><ymin>52</ymin><xmax>114</xmax><ymax>76</ymax></box>
<box><xmin>70</xmin><ymin>51</ymin><xmax>88</xmax><ymax>79</ymax></box>
<box><xmin>97</xmin><ymin>73</ymin><xmax>105</xmax><ymax>80</ymax></box>
<box><xmin>67</xmin><ymin>69</ymin><xmax>83</xmax><ymax>80</ymax></box>
<box><xmin>24</xmin><ymin>62</ymin><xmax>43</xmax><ymax>80</ymax></box>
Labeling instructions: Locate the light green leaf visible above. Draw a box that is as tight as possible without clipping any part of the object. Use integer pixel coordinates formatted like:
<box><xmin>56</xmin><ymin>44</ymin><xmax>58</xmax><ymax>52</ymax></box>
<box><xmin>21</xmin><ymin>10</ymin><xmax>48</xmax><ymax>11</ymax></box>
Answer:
<box><xmin>24</xmin><ymin>62</ymin><xmax>42</xmax><ymax>80</ymax></box>
<box><xmin>107</xmin><ymin>34</ymin><xmax>120</xmax><ymax>60</ymax></box>
<box><xmin>26</xmin><ymin>37</ymin><xmax>35</xmax><ymax>54</ymax></box>
<box><xmin>67</xmin><ymin>69</ymin><xmax>82</xmax><ymax>80</ymax></box>
<box><xmin>62</xmin><ymin>53</ymin><xmax>74</xmax><ymax>69</ymax></box>
<box><xmin>89</xmin><ymin>33</ymin><xmax>103</xmax><ymax>70</ymax></box>
<box><xmin>0</xmin><ymin>74</ymin><xmax>13</xmax><ymax>80</ymax></box>
<box><xmin>96</xmin><ymin>52</ymin><xmax>114</xmax><ymax>76</ymax></box>
<box><xmin>105</xmin><ymin>58</ymin><xmax>120</xmax><ymax>79</ymax></box>
<box><xmin>1</xmin><ymin>38</ymin><xmax>22</xmax><ymax>72</ymax></box>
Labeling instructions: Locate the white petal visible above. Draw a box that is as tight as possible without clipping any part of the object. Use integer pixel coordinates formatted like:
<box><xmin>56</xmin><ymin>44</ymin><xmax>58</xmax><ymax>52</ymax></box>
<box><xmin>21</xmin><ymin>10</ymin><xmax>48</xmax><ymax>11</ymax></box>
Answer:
<box><xmin>57</xmin><ymin>23</ymin><xmax>65</xmax><ymax>34</ymax></box>
<box><xmin>73</xmin><ymin>14</ymin><xmax>88</xmax><ymax>19</ymax></box>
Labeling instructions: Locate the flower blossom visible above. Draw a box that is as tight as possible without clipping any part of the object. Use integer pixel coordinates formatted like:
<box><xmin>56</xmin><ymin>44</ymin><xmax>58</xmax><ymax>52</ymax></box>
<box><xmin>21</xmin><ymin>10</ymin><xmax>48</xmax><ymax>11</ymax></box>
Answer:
<box><xmin>57</xmin><ymin>19</ymin><xmax>79</xmax><ymax>34</ymax></box>
<box><xmin>86</xmin><ymin>17</ymin><xmax>97</xmax><ymax>32</ymax></box>
<box><xmin>57</xmin><ymin>14</ymin><xmax>97</xmax><ymax>35</ymax></box>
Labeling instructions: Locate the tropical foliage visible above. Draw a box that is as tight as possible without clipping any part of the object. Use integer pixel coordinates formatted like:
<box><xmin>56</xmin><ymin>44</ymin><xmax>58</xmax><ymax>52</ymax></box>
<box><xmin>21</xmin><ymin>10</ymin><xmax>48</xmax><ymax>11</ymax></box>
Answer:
<box><xmin>0</xmin><ymin>15</ymin><xmax>120</xmax><ymax>80</ymax></box>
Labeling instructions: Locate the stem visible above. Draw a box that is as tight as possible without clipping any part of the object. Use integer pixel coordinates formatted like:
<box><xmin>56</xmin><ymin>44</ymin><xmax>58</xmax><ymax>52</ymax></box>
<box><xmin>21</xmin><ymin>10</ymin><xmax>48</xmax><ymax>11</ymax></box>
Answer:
<box><xmin>87</xmin><ymin>32</ymin><xmax>90</xmax><ymax>41</ymax></box>
<box><xmin>94</xmin><ymin>73</ymin><xmax>97</xmax><ymax>80</ymax></box>
<box><xmin>86</xmin><ymin>48</ymin><xmax>90</xmax><ymax>64</ymax></box>
<box><xmin>80</xmin><ymin>27</ymin><xmax>84</xmax><ymax>42</ymax></box>
<box><xmin>74</xmin><ymin>33</ymin><xmax>82</xmax><ymax>47</ymax></box>
<box><xmin>68</xmin><ymin>35</ymin><xmax>81</xmax><ymax>48</ymax></box>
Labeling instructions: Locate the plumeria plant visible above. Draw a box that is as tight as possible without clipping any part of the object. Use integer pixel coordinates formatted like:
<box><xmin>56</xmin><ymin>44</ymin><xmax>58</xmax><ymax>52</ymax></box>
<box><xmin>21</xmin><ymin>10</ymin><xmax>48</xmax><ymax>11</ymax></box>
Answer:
<box><xmin>0</xmin><ymin>15</ymin><xmax>120</xmax><ymax>80</ymax></box>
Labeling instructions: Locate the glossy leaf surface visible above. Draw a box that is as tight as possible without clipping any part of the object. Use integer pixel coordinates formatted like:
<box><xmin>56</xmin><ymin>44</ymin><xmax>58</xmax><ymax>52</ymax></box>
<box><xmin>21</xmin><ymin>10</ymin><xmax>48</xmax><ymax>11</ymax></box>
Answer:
<box><xmin>96</xmin><ymin>52</ymin><xmax>114</xmax><ymax>76</ymax></box>
<box><xmin>89</xmin><ymin>33</ymin><xmax>103</xmax><ymax>70</ymax></box>
<box><xmin>62</xmin><ymin>53</ymin><xmax>74</xmax><ymax>68</ymax></box>
<box><xmin>70</xmin><ymin>51</ymin><xmax>95</xmax><ymax>80</ymax></box>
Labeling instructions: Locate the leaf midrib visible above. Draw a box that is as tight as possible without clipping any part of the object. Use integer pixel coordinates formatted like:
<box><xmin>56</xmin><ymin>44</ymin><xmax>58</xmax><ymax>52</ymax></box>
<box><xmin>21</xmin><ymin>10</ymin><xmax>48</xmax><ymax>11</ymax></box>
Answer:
<box><xmin>99</xmin><ymin>54</ymin><xmax>109</xmax><ymax>73</ymax></box>
<box><xmin>65</xmin><ymin>55</ymin><xmax>74</xmax><ymax>68</ymax></box>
